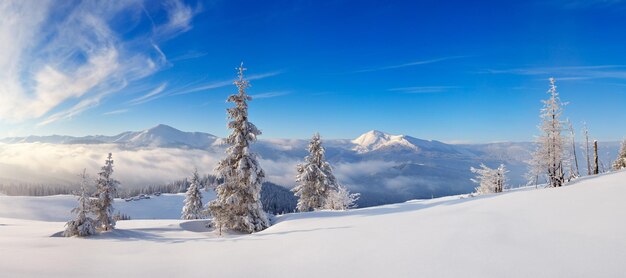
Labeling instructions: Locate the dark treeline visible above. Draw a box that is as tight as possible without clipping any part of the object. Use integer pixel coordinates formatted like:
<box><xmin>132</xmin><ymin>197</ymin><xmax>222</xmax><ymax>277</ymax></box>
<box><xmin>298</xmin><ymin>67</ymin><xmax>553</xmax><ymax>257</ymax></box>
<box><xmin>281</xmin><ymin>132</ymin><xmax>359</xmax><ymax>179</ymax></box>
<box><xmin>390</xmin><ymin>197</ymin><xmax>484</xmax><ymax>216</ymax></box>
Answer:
<box><xmin>118</xmin><ymin>174</ymin><xmax>219</xmax><ymax>199</ymax></box>
<box><xmin>0</xmin><ymin>174</ymin><xmax>297</xmax><ymax>215</ymax></box>
<box><xmin>0</xmin><ymin>183</ymin><xmax>79</xmax><ymax>196</ymax></box>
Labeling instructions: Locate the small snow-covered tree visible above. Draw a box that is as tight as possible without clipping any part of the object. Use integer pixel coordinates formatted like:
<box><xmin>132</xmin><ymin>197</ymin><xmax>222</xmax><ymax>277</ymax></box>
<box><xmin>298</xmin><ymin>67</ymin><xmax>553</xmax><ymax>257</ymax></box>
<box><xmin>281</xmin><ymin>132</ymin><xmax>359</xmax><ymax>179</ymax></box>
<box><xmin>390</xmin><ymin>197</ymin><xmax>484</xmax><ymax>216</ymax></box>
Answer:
<box><xmin>613</xmin><ymin>140</ymin><xmax>626</xmax><ymax>170</ymax></box>
<box><xmin>292</xmin><ymin>133</ymin><xmax>338</xmax><ymax>211</ymax></box>
<box><xmin>208</xmin><ymin>63</ymin><xmax>270</xmax><ymax>234</ymax></box>
<box><xmin>471</xmin><ymin>164</ymin><xmax>507</xmax><ymax>194</ymax></box>
<box><xmin>529</xmin><ymin>78</ymin><xmax>567</xmax><ymax>187</ymax></box>
<box><xmin>182</xmin><ymin>169</ymin><xmax>204</xmax><ymax>220</ymax></box>
<box><xmin>64</xmin><ymin>169</ymin><xmax>96</xmax><ymax>237</ymax></box>
<box><xmin>324</xmin><ymin>184</ymin><xmax>360</xmax><ymax>210</ymax></box>
<box><xmin>94</xmin><ymin>153</ymin><xmax>119</xmax><ymax>231</ymax></box>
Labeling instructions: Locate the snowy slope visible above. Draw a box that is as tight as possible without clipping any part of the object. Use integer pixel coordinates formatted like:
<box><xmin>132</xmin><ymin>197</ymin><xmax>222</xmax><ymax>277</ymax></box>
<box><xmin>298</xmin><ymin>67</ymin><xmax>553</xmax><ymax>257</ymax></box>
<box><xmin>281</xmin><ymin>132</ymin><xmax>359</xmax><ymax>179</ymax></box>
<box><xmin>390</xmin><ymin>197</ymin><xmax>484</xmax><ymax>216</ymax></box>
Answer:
<box><xmin>1</xmin><ymin>171</ymin><xmax>625</xmax><ymax>277</ymax></box>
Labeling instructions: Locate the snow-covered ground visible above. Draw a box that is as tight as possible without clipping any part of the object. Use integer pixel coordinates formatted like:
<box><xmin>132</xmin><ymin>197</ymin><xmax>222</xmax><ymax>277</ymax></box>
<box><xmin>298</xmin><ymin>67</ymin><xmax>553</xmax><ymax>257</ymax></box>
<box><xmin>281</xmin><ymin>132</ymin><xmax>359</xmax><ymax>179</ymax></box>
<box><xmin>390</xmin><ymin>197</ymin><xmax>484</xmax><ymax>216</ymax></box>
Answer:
<box><xmin>1</xmin><ymin>171</ymin><xmax>625</xmax><ymax>277</ymax></box>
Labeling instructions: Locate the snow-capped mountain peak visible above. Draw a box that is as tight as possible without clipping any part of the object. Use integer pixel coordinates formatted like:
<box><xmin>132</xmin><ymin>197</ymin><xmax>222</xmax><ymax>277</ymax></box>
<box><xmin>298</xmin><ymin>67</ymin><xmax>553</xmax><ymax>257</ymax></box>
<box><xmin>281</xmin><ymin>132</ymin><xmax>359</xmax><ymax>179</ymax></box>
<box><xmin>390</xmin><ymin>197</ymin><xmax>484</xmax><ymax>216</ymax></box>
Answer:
<box><xmin>351</xmin><ymin>130</ymin><xmax>419</xmax><ymax>153</ymax></box>
<box><xmin>124</xmin><ymin>124</ymin><xmax>217</xmax><ymax>148</ymax></box>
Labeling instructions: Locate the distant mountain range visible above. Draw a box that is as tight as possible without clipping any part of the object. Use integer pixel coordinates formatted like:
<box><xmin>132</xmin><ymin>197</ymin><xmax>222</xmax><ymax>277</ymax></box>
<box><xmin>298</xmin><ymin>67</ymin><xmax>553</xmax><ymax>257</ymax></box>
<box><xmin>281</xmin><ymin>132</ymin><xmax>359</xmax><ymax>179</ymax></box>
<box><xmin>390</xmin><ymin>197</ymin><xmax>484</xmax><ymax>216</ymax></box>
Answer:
<box><xmin>1</xmin><ymin>124</ymin><xmax>620</xmax><ymax>206</ymax></box>
<box><xmin>0</xmin><ymin>124</ymin><xmax>219</xmax><ymax>149</ymax></box>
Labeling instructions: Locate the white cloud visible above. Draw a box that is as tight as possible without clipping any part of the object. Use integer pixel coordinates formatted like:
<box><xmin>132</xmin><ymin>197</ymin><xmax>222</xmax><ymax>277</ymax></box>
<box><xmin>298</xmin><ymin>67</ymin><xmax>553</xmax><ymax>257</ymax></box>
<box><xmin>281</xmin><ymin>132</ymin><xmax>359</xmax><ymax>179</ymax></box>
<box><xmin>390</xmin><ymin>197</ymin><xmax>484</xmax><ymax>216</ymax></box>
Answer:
<box><xmin>155</xmin><ymin>0</ymin><xmax>197</xmax><ymax>40</ymax></box>
<box><xmin>351</xmin><ymin>56</ymin><xmax>468</xmax><ymax>73</ymax></box>
<box><xmin>103</xmin><ymin>109</ymin><xmax>129</xmax><ymax>116</ymax></box>
<box><xmin>485</xmin><ymin>65</ymin><xmax>626</xmax><ymax>80</ymax></box>
<box><xmin>170</xmin><ymin>71</ymin><xmax>283</xmax><ymax>96</ymax></box>
<box><xmin>388</xmin><ymin>86</ymin><xmax>459</xmax><ymax>94</ymax></box>
<box><xmin>251</xmin><ymin>91</ymin><xmax>291</xmax><ymax>99</ymax></box>
<box><xmin>0</xmin><ymin>143</ymin><xmax>220</xmax><ymax>187</ymax></box>
<box><xmin>0</xmin><ymin>0</ymin><xmax>196</xmax><ymax>126</ymax></box>
<box><xmin>129</xmin><ymin>82</ymin><xmax>168</xmax><ymax>105</ymax></box>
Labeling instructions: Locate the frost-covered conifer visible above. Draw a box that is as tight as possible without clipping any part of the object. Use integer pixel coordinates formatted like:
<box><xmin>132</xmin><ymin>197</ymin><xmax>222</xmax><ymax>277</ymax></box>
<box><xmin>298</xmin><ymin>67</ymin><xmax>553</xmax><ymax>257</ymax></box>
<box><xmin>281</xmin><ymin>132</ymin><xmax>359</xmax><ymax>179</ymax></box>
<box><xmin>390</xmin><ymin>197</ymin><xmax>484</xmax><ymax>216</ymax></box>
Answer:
<box><xmin>471</xmin><ymin>164</ymin><xmax>507</xmax><ymax>194</ymax></box>
<box><xmin>94</xmin><ymin>153</ymin><xmax>119</xmax><ymax>231</ymax></box>
<box><xmin>208</xmin><ymin>63</ymin><xmax>270</xmax><ymax>233</ymax></box>
<box><xmin>292</xmin><ymin>133</ymin><xmax>337</xmax><ymax>211</ymax></box>
<box><xmin>182</xmin><ymin>169</ymin><xmax>204</xmax><ymax>220</ymax></box>
<box><xmin>529</xmin><ymin>78</ymin><xmax>567</xmax><ymax>187</ymax></box>
<box><xmin>64</xmin><ymin>170</ymin><xmax>96</xmax><ymax>237</ymax></box>
<box><xmin>324</xmin><ymin>184</ymin><xmax>360</xmax><ymax>210</ymax></box>
<box><xmin>613</xmin><ymin>140</ymin><xmax>626</xmax><ymax>170</ymax></box>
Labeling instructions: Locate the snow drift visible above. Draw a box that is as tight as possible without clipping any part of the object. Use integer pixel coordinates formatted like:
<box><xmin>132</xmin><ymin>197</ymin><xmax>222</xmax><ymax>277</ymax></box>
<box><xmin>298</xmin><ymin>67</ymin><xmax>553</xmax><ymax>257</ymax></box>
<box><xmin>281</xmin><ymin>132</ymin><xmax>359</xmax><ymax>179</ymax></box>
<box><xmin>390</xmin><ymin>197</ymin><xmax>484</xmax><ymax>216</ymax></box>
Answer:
<box><xmin>0</xmin><ymin>170</ymin><xmax>625</xmax><ymax>277</ymax></box>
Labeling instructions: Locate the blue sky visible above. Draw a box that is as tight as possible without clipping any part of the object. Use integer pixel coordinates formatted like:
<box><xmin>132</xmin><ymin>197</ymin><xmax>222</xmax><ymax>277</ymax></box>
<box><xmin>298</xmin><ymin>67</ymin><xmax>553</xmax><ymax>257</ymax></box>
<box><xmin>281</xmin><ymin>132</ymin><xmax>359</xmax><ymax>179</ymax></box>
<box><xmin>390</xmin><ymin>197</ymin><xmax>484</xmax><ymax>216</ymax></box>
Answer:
<box><xmin>1</xmin><ymin>0</ymin><xmax>625</xmax><ymax>142</ymax></box>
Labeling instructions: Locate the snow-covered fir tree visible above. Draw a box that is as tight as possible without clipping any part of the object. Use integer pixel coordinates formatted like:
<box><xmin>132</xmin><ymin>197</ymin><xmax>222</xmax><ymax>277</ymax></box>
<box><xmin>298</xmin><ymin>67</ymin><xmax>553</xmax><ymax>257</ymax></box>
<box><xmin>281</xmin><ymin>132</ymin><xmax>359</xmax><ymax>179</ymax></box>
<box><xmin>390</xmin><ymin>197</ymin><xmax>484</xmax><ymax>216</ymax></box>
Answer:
<box><xmin>471</xmin><ymin>164</ymin><xmax>508</xmax><ymax>194</ymax></box>
<box><xmin>292</xmin><ymin>133</ymin><xmax>338</xmax><ymax>211</ymax></box>
<box><xmin>530</xmin><ymin>78</ymin><xmax>567</xmax><ymax>187</ymax></box>
<box><xmin>613</xmin><ymin>140</ymin><xmax>626</xmax><ymax>170</ymax></box>
<box><xmin>64</xmin><ymin>169</ymin><xmax>97</xmax><ymax>237</ymax></box>
<box><xmin>208</xmin><ymin>63</ymin><xmax>270</xmax><ymax>233</ymax></box>
<box><xmin>324</xmin><ymin>184</ymin><xmax>360</xmax><ymax>210</ymax></box>
<box><xmin>94</xmin><ymin>153</ymin><xmax>119</xmax><ymax>231</ymax></box>
<box><xmin>293</xmin><ymin>133</ymin><xmax>359</xmax><ymax>211</ymax></box>
<box><xmin>182</xmin><ymin>169</ymin><xmax>204</xmax><ymax>220</ymax></box>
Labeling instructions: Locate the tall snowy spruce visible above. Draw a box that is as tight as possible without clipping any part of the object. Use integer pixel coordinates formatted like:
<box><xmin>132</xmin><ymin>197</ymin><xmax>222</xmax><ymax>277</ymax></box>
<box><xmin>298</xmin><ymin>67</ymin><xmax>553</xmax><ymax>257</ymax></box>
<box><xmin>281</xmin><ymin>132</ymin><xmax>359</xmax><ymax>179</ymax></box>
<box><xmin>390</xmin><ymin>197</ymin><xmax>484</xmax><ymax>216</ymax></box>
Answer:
<box><xmin>293</xmin><ymin>133</ymin><xmax>338</xmax><ymax>211</ymax></box>
<box><xmin>613</xmin><ymin>140</ymin><xmax>626</xmax><ymax>170</ymax></box>
<box><xmin>293</xmin><ymin>133</ymin><xmax>359</xmax><ymax>211</ymax></box>
<box><xmin>530</xmin><ymin>78</ymin><xmax>567</xmax><ymax>187</ymax></box>
<box><xmin>182</xmin><ymin>169</ymin><xmax>204</xmax><ymax>220</ymax></box>
<box><xmin>208</xmin><ymin>63</ymin><xmax>270</xmax><ymax>233</ymax></box>
<box><xmin>471</xmin><ymin>164</ymin><xmax>508</xmax><ymax>194</ymax></box>
<box><xmin>64</xmin><ymin>169</ymin><xmax>97</xmax><ymax>237</ymax></box>
<box><xmin>94</xmin><ymin>153</ymin><xmax>119</xmax><ymax>231</ymax></box>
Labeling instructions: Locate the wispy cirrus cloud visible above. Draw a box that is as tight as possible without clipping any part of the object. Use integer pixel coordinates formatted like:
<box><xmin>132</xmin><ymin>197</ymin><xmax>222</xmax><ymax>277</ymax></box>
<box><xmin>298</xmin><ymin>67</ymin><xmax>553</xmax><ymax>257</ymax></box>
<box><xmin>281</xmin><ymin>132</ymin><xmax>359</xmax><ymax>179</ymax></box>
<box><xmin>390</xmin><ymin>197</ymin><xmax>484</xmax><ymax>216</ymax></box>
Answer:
<box><xmin>0</xmin><ymin>0</ymin><xmax>198</xmax><ymax>127</ymax></box>
<box><xmin>169</xmin><ymin>71</ymin><xmax>284</xmax><ymax>97</ymax></box>
<box><xmin>388</xmin><ymin>86</ymin><xmax>459</xmax><ymax>94</ymax></box>
<box><xmin>485</xmin><ymin>65</ymin><xmax>626</xmax><ymax>80</ymax></box>
<box><xmin>103</xmin><ymin>109</ymin><xmax>129</xmax><ymax>116</ymax></box>
<box><xmin>153</xmin><ymin>0</ymin><xmax>200</xmax><ymax>40</ymax></box>
<box><xmin>351</xmin><ymin>56</ymin><xmax>469</xmax><ymax>73</ymax></box>
<box><xmin>169</xmin><ymin>50</ymin><xmax>208</xmax><ymax>62</ymax></box>
<box><xmin>251</xmin><ymin>91</ymin><xmax>291</xmax><ymax>99</ymax></box>
<box><xmin>543</xmin><ymin>0</ymin><xmax>626</xmax><ymax>9</ymax></box>
<box><xmin>128</xmin><ymin>83</ymin><xmax>168</xmax><ymax>105</ymax></box>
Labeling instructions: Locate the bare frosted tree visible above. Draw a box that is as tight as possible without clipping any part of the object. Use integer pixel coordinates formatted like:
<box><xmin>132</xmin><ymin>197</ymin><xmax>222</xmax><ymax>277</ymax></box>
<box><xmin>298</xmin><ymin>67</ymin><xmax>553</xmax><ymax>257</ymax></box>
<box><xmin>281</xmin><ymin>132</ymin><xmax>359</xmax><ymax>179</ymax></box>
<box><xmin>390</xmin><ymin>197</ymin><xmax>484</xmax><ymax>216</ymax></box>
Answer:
<box><xmin>529</xmin><ymin>78</ymin><xmax>567</xmax><ymax>187</ymax></box>
<box><xmin>471</xmin><ymin>164</ymin><xmax>508</xmax><ymax>194</ymax></box>
<box><xmin>64</xmin><ymin>169</ymin><xmax>96</xmax><ymax>237</ymax></box>
<box><xmin>324</xmin><ymin>184</ymin><xmax>360</xmax><ymax>210</ymax></box>
<box><xmin>613</xmin><ymin>140</ymin><xmax>626</xmax><ymax>170</ymax></box>
<box><xmin>566</xmin><ymin>120</ymin><xmax>579</xmax><ymax>179</ymax></box>
<box><xmin>94</xmin><ymin>153</ymin><xmax>119</xmax><ymax>231</ymax></box>
<box><xmin>208</xmin><ymin>63</ymin><xmax>269</xmax><ymax>234</ymax></box>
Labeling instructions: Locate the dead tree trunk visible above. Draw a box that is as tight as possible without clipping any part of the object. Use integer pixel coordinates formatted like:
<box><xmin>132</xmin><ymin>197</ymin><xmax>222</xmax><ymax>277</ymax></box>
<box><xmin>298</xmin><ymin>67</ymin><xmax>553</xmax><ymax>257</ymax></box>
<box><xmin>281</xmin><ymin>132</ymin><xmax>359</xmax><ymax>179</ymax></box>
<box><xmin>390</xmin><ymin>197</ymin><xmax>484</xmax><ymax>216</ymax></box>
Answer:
<box><xmin>566</xmin><ymin>121</ymin><xmax>579</xmax><ymax>178</ymax></box>
<box><xmin>593</xmin><ymin>140</ymin><xmax>599</xmax><ymax>175</ymax></box>
<box><xmin>585</xmin><ymin>126</ymin><xmax>591</xmax><ymax>175</ymax></box>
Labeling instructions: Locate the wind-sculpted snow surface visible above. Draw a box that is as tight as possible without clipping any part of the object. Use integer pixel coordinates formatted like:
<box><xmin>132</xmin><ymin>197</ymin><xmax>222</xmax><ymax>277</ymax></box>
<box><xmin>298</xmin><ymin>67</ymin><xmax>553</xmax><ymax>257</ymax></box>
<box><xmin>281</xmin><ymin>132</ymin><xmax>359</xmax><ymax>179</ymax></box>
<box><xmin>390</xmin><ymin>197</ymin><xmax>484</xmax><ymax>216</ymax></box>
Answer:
<box><xmin>0</xmin><ymin>171</ymin><xmax>625</xmax><ymax>277</ymax></box>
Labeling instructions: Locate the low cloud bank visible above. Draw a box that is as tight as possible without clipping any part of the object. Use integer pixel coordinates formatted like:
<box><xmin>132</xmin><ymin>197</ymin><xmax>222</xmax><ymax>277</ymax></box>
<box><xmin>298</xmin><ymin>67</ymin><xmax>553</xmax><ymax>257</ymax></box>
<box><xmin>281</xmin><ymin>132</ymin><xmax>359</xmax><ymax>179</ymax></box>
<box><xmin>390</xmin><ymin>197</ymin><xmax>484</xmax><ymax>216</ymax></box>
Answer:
<box><xmin>0</xmin><ymin>143</ymin><xmax>395</xmax><ymax>192</ymax></box>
